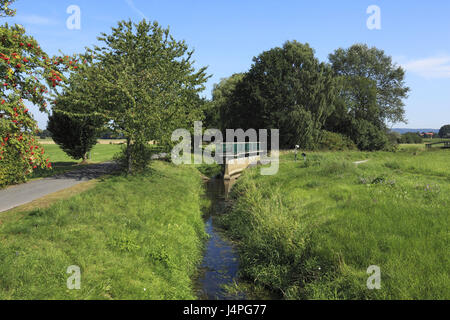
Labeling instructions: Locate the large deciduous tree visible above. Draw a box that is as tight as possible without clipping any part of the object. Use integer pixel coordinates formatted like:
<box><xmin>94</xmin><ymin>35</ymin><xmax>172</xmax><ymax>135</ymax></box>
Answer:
<box><xmin>0</xmin><ymin>0</ymin><xmax>80</xmax><ymax>187</ymax></box>
<box><xmin>56</xmin><ymin>20</ymin><xmax>209</xmax><ymax>173</ymax></box>
<box><xmin>211</xmin><ymin>73</ymin><xmax>245</xmax><ymax>131</ymax></box>
<box><xmin>327</xmin><ymin>44</ymin><xmax>410</xmax><ymax>150</ymax></box>
<box><xmin>221</xmin><ymin>41</ymin><xmax>338</xmax><ymax>149</ymax></box>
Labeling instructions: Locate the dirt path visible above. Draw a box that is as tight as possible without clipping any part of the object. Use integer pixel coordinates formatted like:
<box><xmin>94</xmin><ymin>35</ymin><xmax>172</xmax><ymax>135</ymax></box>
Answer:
<box><xmin>0</xmin><ymin>162</ymin><xmax>118</xmax><ymax>213</ymax></box>
<box><xmin>353</xmin><ymin>160</ymin><xmax>370</xmax><ymax>165</ymax></box>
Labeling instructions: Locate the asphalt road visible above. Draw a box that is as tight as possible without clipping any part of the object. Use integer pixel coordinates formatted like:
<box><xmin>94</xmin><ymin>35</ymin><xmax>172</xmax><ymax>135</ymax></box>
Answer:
<box><xmin>0</xmin><ymin>162</ymin><xmax>118</xmax><ymax>213</ymax></box>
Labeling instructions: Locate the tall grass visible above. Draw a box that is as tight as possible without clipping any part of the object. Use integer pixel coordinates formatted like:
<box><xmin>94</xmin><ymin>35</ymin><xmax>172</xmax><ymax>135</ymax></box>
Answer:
<box><xmin>221</xmin><ymin>150</ymin><xmax>450</xmax><ymax>299</ymax></box>
<box><xmin>0</xmin><ymin>161</ymin><xmax>207</xmax><ymax>299</ymax></box>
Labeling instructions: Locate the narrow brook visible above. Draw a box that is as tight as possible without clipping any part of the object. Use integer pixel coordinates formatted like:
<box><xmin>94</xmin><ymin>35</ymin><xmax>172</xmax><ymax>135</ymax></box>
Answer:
<box><xmin>195</xmin><ymin>177</ymin><xmax>244</xmax><ymax>300</ymax></box>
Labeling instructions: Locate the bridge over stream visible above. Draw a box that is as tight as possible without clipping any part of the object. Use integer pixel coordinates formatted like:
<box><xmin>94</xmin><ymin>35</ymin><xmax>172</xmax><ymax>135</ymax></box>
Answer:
<box><xmin>216</xmin><ymin>142</ymin><xmax>264</xmax><ymax>180</ymax></box>
<box><xmin>425</xmin><ymin>140</ymin><xmax>450</xmax><ymax>149</ymax></box>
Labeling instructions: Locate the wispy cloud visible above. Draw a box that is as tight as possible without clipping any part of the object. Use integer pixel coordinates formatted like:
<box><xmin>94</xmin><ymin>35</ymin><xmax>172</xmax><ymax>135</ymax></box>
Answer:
<box><xmin>15</xmin><ymin>14</ymin><xmax>58</xmax><ymax>26</ymax></box>
<box><xmin>401</xmin><ymin>55</ymin><xmax>450</xmax><ymax>79</ymax></box>
<box><xmin>125</xmin><ymin>0</ymin><xmax>148</xmax><ymax>20</ymax></box>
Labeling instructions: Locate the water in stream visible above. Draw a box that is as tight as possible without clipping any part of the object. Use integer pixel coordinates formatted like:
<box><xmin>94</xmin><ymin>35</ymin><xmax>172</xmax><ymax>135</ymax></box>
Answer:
<box><xmin>195</xmin><ymin>177</ymin><xmax>245</xmax><ymax>300</ymax></box>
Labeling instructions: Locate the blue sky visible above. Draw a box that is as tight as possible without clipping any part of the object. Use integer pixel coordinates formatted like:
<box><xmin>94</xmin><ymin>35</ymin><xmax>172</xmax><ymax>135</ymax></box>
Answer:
<box><xmin>5</xmin><ymin>0</ymin><xmax>450</xmax><ymax>129</ymax></box>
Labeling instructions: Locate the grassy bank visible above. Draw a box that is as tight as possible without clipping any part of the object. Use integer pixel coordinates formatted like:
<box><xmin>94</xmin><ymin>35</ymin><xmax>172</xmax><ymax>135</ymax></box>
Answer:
<box><xmin>0</xmin><ymin>161</ymin><xmax>207</xmax><ymax>299</ymax></box>
<box><xmin>221</xmin><ymin>148</ymin><xmax>450</xmax><ymax>299</ymax></box>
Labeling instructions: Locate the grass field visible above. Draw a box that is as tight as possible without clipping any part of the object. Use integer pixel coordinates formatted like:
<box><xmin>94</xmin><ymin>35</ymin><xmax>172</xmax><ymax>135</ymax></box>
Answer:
<box><xmin>220</xmin><ymin>147</ymin><xmax>450</xmax><ymax>299</ymax></box>
<box><xmin>0</xmin><ymin>161</ymin><xmax>207</xmax><ymax>299</ymax></box>
<box><xmin>31</xmin><ymin>144</ymin><xmax>122</xmax><ymax>179</ymax></box>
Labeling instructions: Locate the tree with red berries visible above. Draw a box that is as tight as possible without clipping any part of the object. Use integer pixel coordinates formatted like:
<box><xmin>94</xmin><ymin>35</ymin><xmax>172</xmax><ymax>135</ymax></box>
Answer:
<box><xmin>0</xmin><ymin>1</ymin><xmax>81</xmax><ymax>187</ymax></box>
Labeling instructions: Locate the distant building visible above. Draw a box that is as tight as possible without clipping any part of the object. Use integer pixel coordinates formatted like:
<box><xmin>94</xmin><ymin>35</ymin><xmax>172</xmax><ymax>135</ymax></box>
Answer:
<box><xmin>420</xmin><ymin>132</ymin><xmax>435</xmax><ymax>139</ymax></box>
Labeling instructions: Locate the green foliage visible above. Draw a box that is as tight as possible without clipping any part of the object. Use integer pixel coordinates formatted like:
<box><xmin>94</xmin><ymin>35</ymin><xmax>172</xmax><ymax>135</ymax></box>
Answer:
<box><xmin>36</xmin><ymin>129</ymin><xmax>52</xmax><ymax>139</ymax></box>
<box><xmin>0</xmin><ymin>161</ymin><xmax>207</xmax><ymax>299</ymax></box>
<box><xmin>386</xmin><ymin>131</ymin><xmax>401</xmax><ymax>145</ymax></box>
<box><xmin>211</xmin><ymin>73</ymin><xmax>245</xmax><ymax>131</ymax></box>
<box><xmin>327</xmin><ymin>44</ymin><xmax>410</xmax><ymax>150</ymax></box>
<box><xmin>318</xmin><ymin>131</ymin><xmax>356</xmax><ymax>151</ymax></box>
<box><xmin>438</xmin><ymin>125</ymin><xmax>450</xmax><ymax>138</ymax></box>
<box><xmin>47</xmin><ymin>111</ymin><xmax>99</xmax><ymax>162</ymax></box>
<box><xmin>0</xmin><ymin>138</ymin><xmax>26</xmax><ymax>186</ymax></box>
<box><xmin>1</xmin><ymin>1</ymin><xmax>81</xmax><ymax>187</ymax></box>
<box><xmin>351</xmin><ymin>119</ymin><xmax>390</xmax><ymax>151</ymax></box>
<box><xmin>219</xmin><ymin>41</ymin><xmax>338</xmax><ymax>149</ymax></box>
<box><xmin>0</xmin><ymin>0</ymin><xmax>15</xmax><ymax>17</ymax></box>
<box><xmin>113</xmin><ymin>143</ymin><xmax>160</xmax><ymax>173</ymax></box>
<box><xmin>400</xmin><ymin>132</ymin><xmax>423</xmax><ymax>144</ymax></box>
<box><xmin>55</xmin><ymin>20</ymin><xmax>209</xmax><ymax>174</ymax></box>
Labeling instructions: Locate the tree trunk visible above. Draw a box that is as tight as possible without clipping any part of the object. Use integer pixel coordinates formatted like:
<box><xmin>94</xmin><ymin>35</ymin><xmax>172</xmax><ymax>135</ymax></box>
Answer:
<box><xmin>126</xmin><ymin>137</ymin><xmax>132</xmax><ymax>175</ymax></box>
<box><xmin>80</xmin><ymin>152</ymin><xmax>88</xmax><ymax>165</ymax></box>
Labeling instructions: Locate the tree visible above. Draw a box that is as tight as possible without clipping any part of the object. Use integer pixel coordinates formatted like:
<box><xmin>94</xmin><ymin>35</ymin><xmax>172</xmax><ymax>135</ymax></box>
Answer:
<box><xmin>400</xmin><ymin>132</ymin><xmax>422</xmax><ymax>144</ymax></box>
<box><xmin>221</xmin><ymin>41</ymin><xmax>338</xmax><ymax>149</ymax></box>
<box><xmin>438</xmin><ymin>125</ymin><xmax>450</xmax><ymax>138</ymax></box>
<box><xmin>327</xmin><ymin>44</ymin><xmax>410</xmax><ymax>150</ymax></box>
<box><xmin>37</xmin><ymin>129</ymin><xmax>52</xmax><ymax>139</ymax></box>
<box><xmin>0</xmin><ymin>0</ymin><xmax>81</xmax><ymax>187</ymax></box>
<box><xmin>47</xmin><ymin>111</ymin><xmax>99</xmax><ymax>163</ymax></box>
<box><xmin>55</xmin><ymin>20</ymin><xmax>209</xmax><ymax>173</ymax></box>
<box><xmin>211</xmin><ymin>73</ymin><xmax>245</xmax><ymax>131</ymax></box>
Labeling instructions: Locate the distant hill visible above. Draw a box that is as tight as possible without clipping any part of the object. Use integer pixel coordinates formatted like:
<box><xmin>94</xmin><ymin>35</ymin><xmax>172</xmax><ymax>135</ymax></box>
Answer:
<box><xmin>392</xmin><ymin>128</ymin><xmax>439</xmax><ymax>134</ymax></box>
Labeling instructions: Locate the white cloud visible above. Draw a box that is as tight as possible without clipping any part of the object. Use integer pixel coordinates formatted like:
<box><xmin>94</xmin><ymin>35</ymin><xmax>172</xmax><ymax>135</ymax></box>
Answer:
<box><xmin>401</xmin><ymin>55</ymin><xmax>450</xmax><ymax>79</ymax></box>
<box><xmin>125</xmin><ymin>0</ymin><xmax>148</xmax><ymax>20</ymax></box>
<box><xmin>15</xmin><ymin>14</ymin><xmax>58</xmax><ymax>26</ymax></box>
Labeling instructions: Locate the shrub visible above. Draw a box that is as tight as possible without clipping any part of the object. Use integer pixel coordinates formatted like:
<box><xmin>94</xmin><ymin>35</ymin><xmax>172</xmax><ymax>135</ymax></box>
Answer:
<box><xmin>114</xmin><ymin>143</ymin><xmax>158</xmax><ymax>174</ymax></box>
<box><xmin>0</xmin><ymin>144</ymin><xmax>28</xmax><ymax>187</ymax></box>
<box><xmin>351</xmin><ymin>120</ymin><xmax>390</xmax><ymax>151</ymax></box>
<box><xmin>400</xmin><ymin>132</ymin><xmax>423</xmax><ymax>144</ymax></box>
<box><xmin>318</xmin><ymin>131</ymin><xmax>357</xmax><ymax>151</ymax></box>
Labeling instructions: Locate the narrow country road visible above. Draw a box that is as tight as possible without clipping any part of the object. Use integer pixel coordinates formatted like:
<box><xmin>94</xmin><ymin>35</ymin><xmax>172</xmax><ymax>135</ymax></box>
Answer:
<box><xmin>0</xmin><ymin>162</ymin><xmax>119</xmax><ymax>213</ymax></box>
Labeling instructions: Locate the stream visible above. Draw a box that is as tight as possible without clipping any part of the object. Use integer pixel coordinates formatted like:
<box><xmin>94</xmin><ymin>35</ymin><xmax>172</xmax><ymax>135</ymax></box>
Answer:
<box><xmin>195</xmin><ymin>177</ymin><xmax>245</xmax><ymax>300</ymax></box>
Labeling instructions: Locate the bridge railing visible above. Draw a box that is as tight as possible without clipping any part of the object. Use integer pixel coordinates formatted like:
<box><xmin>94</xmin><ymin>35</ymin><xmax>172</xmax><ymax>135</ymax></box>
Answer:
<box><xmin>425</xmin><ymin>140</ymin><xmax>450</xmax><ymax>149</ymax></box>
<box><xmin>216</xmin><ymin>142</ymin><xmax>264</xmax><ymax>159</ymax></box>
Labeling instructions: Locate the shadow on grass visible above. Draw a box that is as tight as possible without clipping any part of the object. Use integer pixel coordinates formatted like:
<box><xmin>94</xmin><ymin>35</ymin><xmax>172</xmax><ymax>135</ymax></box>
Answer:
<box><xmin>30</xmin><ymin>161</ymin><xmax>83</xmax><ymax>179</ymax></box>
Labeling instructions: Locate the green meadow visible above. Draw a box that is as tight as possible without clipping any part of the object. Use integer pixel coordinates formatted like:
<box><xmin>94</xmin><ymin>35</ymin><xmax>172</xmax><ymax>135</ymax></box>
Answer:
<box><xmin>1</xmin><ymin>141</ymin><xmax>449</xmax><ymax>300</ymax></box>
<box><xmin>31</xmin><ymin>144</ymin><xmax>123</xmax><ymax>179</ymax></box>
<box><xmin>0</xmin><ymin>161</ymin><xmax>207</xmax><ymax>299</ymax></box>
<box><xmin>220</xmin><ymin>147</ymin><xmax>450</xmax><ymax>299</ymax></box>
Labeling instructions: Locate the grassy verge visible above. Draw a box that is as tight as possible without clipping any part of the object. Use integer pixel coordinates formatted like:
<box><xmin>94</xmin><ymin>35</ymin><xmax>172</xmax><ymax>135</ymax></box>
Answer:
<box><xmin>0</xmin><ymin>161</ymin><xmax>207</xmax><ymax>299</ymax></box>
<box><xmin>220</xmin><ymin>149</ymin><xmax>450</xmax><ymax>299</ymax></box>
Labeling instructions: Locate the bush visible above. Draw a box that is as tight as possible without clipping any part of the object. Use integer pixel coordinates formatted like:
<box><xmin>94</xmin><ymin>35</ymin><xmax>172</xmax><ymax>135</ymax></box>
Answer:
<box><xmin>400</xmin><ymin>132</ymin><xmax>423</xmax><ymax>144</ymax></box>
<box><xmin>114</xmin><ymin>143</ymin><xmax>159</xmax><ymax>174</ymax></box>
<box><xmin>351</xmin><ymin>120</ymin><xmax>390</xmax><ymax>151</ymax></box>
<box><xmin>387</xmin><ymin>131</ymin><xmax>401</xmax><ymax>145</ymax></box>
<box><xmin>0</xmin><ymin>145</ymin><xmax>27</xmax><ymax>188</ymax></box>
<box><xmin>318</xmin><ymin>131</ymin><xmax>357</xmax><ymax>151</ymax></box>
